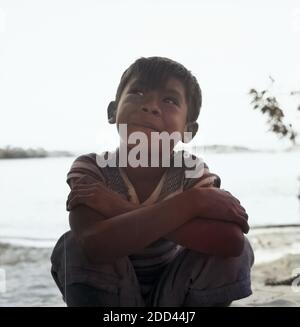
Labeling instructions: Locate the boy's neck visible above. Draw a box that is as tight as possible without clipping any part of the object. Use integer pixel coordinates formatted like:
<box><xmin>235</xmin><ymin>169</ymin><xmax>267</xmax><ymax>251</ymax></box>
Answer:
<box><xmin>116</xmin><ymin>146</ymin><xmax>174</xmax><ymax>183</ymax></box>
<box><xmin>122</xmin><ymin>165</ymin><xmax>167</xmax><ymax>184</ymax></box>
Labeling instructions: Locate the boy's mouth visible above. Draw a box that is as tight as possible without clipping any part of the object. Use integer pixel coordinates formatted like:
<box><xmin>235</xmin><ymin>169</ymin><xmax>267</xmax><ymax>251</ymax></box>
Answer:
<box><xmin>130</xmin><ymin>122</ymin><xmax>161</xmax><ymax>132</ymax></box>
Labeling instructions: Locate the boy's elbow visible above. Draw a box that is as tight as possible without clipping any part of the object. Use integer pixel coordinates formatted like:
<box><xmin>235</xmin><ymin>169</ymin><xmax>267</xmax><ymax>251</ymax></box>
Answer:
<box><xmin>69</xmin><ymin>206</ymin><xmax>112</xmax><ymax>265</ymax></box>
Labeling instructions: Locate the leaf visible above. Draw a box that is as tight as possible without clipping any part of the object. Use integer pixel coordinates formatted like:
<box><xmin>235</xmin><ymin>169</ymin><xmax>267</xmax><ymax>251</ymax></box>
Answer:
<box><xmin>269</xmin><ymin>75</ymin><xmax>275</xmax><ymax>83</ymax></box>
<box><xmin>249</xmin><ymin>88</ymin><xmax>257</xmax><ymax>95</ymax></box>
<box><xmin>261</xmin><ymin>105</ymin><xmax>269</xmax><ymax>114</ymax></box>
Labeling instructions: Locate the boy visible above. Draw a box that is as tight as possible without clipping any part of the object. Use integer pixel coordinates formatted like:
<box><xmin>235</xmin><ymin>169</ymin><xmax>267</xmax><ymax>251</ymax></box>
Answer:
<box><xmin>51</xmin><ymin>56</ymin><xmax>254</xmax><ymax>307</ymax></box>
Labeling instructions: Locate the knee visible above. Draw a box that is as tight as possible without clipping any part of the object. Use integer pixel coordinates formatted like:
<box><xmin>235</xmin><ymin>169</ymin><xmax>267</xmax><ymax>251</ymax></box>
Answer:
<box><xmin>61</xmin><ymin>257</ymin><xmax>144</xmax><ymax>307</ymax></box>
<box><xmin>212</xmin><ymin>236</ymin><xmax>254</xmax><ymax>275</ymax></box>
<box><xmin>215</xmin><ymin>236</ymin><xmax>254</xmax><ymax>282</ymax></box>
<box><xmin>51</xmin><ymin>254</ymin><xmax>135</xmax><ymax>296</ymax></box>
<box><xmin>186</xmin><ymin>237</ymin><xmax>254</xmax><ymax>286</ymax></box>
<box><xmin>51</xmin><ymin>232</ymin><xmax>135</xmax><ymax>283</ymax></box>
<box><xmin>241</xmin><ymin>236</ymin><xmax>255</xmax><ymax>267</ymax></box>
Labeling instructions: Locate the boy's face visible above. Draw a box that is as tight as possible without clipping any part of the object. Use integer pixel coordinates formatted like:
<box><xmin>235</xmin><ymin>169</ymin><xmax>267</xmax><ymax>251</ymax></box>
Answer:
<box><xmin>115</xmin><ymin>76</ymin><xmax>189</xmax><ymax>150</ymax></box>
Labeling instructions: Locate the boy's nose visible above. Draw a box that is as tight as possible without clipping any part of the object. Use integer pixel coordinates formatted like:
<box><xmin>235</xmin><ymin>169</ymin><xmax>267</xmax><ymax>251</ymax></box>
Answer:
<box><xmin>141</xmin><ymin>93</ymin><xmax>161</xmax><ymax>116</ymax></box>
<box><xmin>141</xmin><ymin>106</ymin><xmax>161</xmax><ymax>116</ymax></box>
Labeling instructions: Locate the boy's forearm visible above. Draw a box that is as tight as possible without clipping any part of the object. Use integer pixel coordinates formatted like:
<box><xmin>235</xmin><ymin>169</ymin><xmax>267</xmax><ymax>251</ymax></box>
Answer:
<box><xmin>164</xmin><ymin>218</ymin><xmax>245</xmax><ymax>257</ymax></box>
<box><xmin>111</xmin><ymin>191</ymin><xmax>247</xmax><ymax>257</ymax></box>
<box><xmin>81</xmin><ymin>189</ymin><xmax>196</xmax><ymax>264</ymax></box>
<box><xmin>96</xmin><ymin>197</ymin><xmax>243</xmax><ymax>257</ymax></box>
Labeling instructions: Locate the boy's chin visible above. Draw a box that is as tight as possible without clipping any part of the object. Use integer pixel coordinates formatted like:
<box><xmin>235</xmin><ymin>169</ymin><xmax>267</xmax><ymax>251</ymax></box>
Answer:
<box><xmin>122</xmin><ymin>142</ymin><xmax>174</xmax><ymax>157</ymax></box>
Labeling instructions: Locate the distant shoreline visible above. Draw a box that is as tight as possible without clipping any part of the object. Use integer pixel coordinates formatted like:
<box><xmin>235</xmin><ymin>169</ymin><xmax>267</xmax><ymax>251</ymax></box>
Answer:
<box><xmin>1</xmin><ymin>144</ymin><xmax>299</xmax><ymax>159</ymax></box>
<box><xmin>200</xmin><ymin>144</ymin><xmax>300</xmax><ymax>154</ymax></box>
<box><xmin>0</xmin><ymin>146</ymin><xmax>74</xmax><ymax>159</ymax></box>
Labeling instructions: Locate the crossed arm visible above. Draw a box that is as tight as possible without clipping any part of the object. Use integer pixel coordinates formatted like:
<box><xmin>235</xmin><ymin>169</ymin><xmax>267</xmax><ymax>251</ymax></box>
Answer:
<box><xmin>67</xmin><ymin>176</ymin><xmax>248</xmax><ymax>264</ymax></box>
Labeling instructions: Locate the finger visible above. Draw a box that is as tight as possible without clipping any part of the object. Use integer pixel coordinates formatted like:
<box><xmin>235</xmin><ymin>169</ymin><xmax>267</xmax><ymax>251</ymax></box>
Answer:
<box><xmin>236</xmin><ymin>208</ymin><xmax>248</xmax><ymax>220</ymax></box>
<box><xmin>72</xmin><ymin>185</ymin><xmax>101</xmax><ymax>193</ymax></box>
<box><xmin>223</xmin><ymin>190</ymin><xmax>241</xmax><ymax>204</ymax></box>
<box><xmin>67</xmin><ymin>195</ymin><xmax>81</xmax><ymax>210</ymax></box>
<box><xmin>77</xmin><ymin>183</ymin><xmax>125</xmax><ymax>198</ymax></box>
<box><xmin>73</xmin><ymin>184</ymin><xmax>109</xmax><ymax>195</ymax></box>
<box><xmin>238</xmin><ymin>210</ymin><xmax>248</xmax><ymax>221</ymax></box>
<box><xmin>239</xmin><ymin>215</ymin><xmax>249</xmax><ymax>233</ymax></box>
<box><xmin>67</xmin><ymin>191</ymin><xmax>74</xmax><ymax>205</ymax></box>
<box><xmin>237</xmin><ymin>205</ymin><xmax>247</xmax><ymax>214</ymax></box>
<box><xmin>69</xmin><ymin>192</ymin><xmax>95</xmax><ymax>202</ymax></box>
<box><xmin>68</xmin><ymin>188</ymin><xmax>98</xmax><ymax>204</ymax></box>
<box><xmin>232</xmin><ymin>197</ymin><xmax>241</xmax><ymax>205</ymax></box>
<box><xmin>71</xmin><ymin>176</ymin><xmax>93</xmax><ymax>189</ymax></box>
<box><xmin>68</xmin><ymin>195</ymin><xmax>93</xmax><ymax>211</ymax></box>
<box><xmin>76</xmin><ymin>175</ymin><xmax>98</xmax><ymax>185</ymax></box>
<box><xmin>195</xmin><ymin>176</ymin><xmax>216</xmax><ymax>188</ymax></box>
<box><xmin>241</xmin><ymin>218</ymin><xmax>249</xmax><ymax>233</ymax></box>
<box><xmin>235</xmin><ymin>203</ymin><xmax>246</xmax><ymax>212</ymax></box>
<box><xmin>239</xmin><ymin>207</ymin><xmax>248</xmax><ymax>217</ymax></box>
<box><xmin>67</xmin><ymin>193</ymin><xmax>94</xmax><ymax>210</ymax></box>
<box><xmin>70</xmin><ymin>188</ymin><xmax>97</xmax><ymax>198</ymax></box>
<box><xmin>236</xmin><ymin>205</ymin><xmax>248</xmax><ymax>219</ymax></box>
<box><xmin>233</xmin><ymin>215</ymin><xmax>249</xmax><ymax>233</ymax></box>
<box><xmin>239</xmin><ymin>205</ymin><xmax>246</xmax><ymax>211</ymax></box>
<box><xmin>67</xmin><ymin>190</ymin><xmax>80</xmax><ymax>205</ymax></box>
<box><xmin>228</xmin><ymin>210</ymin><xmax>249</xmax><ymax>232</ymax></box>
<box><xmin>73</xmin><ymin>182</ymin><xmax>102</xmax><ymax>190</ymax></box>
<box><xmin>199</xmin><ymin>183</ymin><xmax>215</xmax><ymax>188</ymax></box>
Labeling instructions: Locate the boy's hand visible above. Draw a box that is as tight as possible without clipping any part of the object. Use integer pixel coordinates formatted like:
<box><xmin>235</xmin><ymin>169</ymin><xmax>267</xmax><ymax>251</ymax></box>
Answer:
<box><xmin>191</xmin><ymin>183</ymin><xmax>249</xmax><ymax>233</ymax></box>
<box><xmin>67</xmin><ymin>182</ymin><xmax>138</xmax><ymax>217</ymax></box>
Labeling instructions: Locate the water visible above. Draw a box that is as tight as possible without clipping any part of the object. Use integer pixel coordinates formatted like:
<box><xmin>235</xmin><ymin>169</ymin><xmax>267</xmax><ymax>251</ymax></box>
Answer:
<box><xmin>0</xmin><ymin>157</ymin><xmax>73</xmax><ymax>247</ymax></box>
<box><xmin>0</xmin><ymin>151</ymin><xmax>299</xmax><ymax>306</ymax></box>
<box><xmin>0</xmin><ymin>152</ymin><xmax>300</xmax><ymax>247</ymax></box>
<box><xmin>204</xmin><ymin>151</ymin><xmax>300</xmax><ymax>228</ymax></box>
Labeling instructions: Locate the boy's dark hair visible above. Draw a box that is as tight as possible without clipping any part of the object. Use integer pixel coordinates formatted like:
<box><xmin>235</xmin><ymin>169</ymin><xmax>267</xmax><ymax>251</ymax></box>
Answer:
<box><xmin>115</xmin><ymin>57</ymin><xmax>202</xmax><ymax>123</ymax></box>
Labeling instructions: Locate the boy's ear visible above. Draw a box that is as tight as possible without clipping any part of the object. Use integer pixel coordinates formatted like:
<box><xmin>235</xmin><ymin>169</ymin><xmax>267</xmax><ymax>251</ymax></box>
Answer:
<box><xmin>183</xmin><ymin>122</ymin><xmax>198</xmax><ymax>143</ymax></box>
<box><xmin>107</xmin><ymin>101</ymin><xmax>117</xmax><ymax>124</ymax></box>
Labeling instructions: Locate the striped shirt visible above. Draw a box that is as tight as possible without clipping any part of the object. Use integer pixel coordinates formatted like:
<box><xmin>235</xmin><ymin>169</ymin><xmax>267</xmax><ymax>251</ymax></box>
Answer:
<box><xmin>66</xmin><ymin>148</ymin><xmax>221</xmax><ymax>296</ymax></box>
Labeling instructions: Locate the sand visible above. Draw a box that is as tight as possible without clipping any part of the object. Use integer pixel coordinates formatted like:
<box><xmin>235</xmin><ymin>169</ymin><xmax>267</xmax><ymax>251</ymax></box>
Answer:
<box><xmin>233</xmin><ymin>226</ymin><xmax>300</xmax><ymax>307</ymax></box>
<box><xmin>1</xmin><ymin>226</ymin><xmax>300</xmax><ymax>307</ymax></box>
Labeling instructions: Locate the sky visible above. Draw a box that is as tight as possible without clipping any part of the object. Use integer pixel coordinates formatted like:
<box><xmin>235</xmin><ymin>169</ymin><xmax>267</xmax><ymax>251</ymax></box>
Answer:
<box><xmin>0</xmin><ymin>0</ymin><xmax>300</xmax><ymax>153</ymax></box>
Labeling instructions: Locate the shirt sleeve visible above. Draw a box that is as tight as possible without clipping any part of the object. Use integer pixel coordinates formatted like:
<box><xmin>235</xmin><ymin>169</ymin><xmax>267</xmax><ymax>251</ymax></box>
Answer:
<box><xmin>66</xmin><ymin>153</ymin><xmax>106</xmax><ymax>189</ymax></box>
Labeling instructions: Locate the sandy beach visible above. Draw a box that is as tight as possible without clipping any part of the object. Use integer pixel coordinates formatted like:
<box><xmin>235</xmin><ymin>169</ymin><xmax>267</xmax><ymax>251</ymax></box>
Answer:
<box><xmin>233</xmin><ymin>226</ymin><xmax>300</xmax><ymax>307</ymax></box>
<box><xmin>1</xmin><ymin>226</ymin><xmax>300</xmax><ymax>307</ymax></box>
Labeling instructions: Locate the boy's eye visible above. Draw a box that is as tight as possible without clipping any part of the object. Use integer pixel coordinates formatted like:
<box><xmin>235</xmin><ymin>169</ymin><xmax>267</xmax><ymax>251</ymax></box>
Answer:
<box><xmin>129</xmin><ymin>89</ymin><xmax>144</xmax><ymax>96</ymax></box>
<box><xmin>164</xmin><ymin>97</ymin><xmax>179</xmax><ymax>106</ymax></box>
